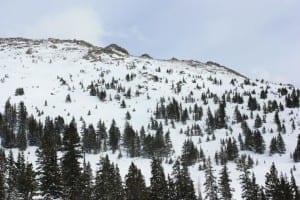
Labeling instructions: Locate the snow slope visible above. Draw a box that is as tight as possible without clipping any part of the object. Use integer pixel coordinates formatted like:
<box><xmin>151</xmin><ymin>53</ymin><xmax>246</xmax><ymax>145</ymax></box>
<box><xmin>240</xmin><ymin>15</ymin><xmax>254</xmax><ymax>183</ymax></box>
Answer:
<box><xmin>0</xmin><ymin>38</ymin><xmax>299</xmax><ymax>199</ymax></box>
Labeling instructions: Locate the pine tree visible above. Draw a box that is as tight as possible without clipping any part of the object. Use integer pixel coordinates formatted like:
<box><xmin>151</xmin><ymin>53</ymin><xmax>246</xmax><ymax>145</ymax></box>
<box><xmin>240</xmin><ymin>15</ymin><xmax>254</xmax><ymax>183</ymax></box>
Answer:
<box><xmin>125</xmin><ymin>162</ymin><xmax>148</xmax><ymax>200</ymax></box>
<box><xmin>171</xmin><ymin>159</ymin><xmax>197</xmax><ymax>200</ymax></box>
<box><xmin>36</xmin><ymin>119</ymin><xmax>63</xmax><ymax>199</ymax></box>
<box><xmin>17</xmin><ymin>101</ymin><xmax>28</xmax><ymax>150</ymax></box>
<box><xmin>181</xmin><ymin>139</ymin><xmax>199</xmax><ymax>166</ymax></box>
<box><xmin>239</xmin><ymin>169</ymin><xmax>260</xmax><ymax>200</ymax></box>
<box><xmin>80</xmin><ymin>159</ymin><xmax>93</xmax><ymax>200</ymax></box>
<box><xmin>254</xmin><ymin>114</ymin><xmax>262</xmax><ymax>128</ymax></box>
<box><xmin>61</xmin><ymin>119</ymin><xmax>82</xmax><ymax>200</ymax></box>
<box><xmin>269</xmin><ymin>137</ymin><xmax>278</xmax><ymax>155</ymax></box>
<box><xmin>0</xmin><ymin>167</ymin><xmax>5</xmax><ymax>200</ymax></box>
<box><xmin>94</xmin><ymin>155</ymin><xmax>124</xmax><ymax>200</ymax></box>
<box><xmin>108</xmin><ymin>119</ymin><xmax>121</xmax><ymax>153</ymax></box>
<box><xmin>218</xmin><ymin>164</ymin><xmax>233</xmax><ymax>200</ymax></box>
<box><xmin>293</xmin><ymin>134</ymin><xmax>300</xmax><ymax>162</ymax></box>
<box><xmin>150</xmin><ymin>157</ymin><xmax>168</xmax><ymax>200</ymax></box>
<box><xmin>166</xmin><ymin>175</ymin><xmax>177</xmax><ymax>200</ymax></box>
<box><xmin>253</xmin><ymin>130</ymin><xmax>265</xmax><ymax>154</ymax></box>
<box><xmin>277</xmin><ymin>133</ymin><xmax>286</xmax><ymax>155</ymax></box>
<box><xmin>265</xmin><ymin>163</ymin><xmax>280</xmax><ymax>200</ymax></box>
<box><xmin>290</xmin><ymin>171</ymin><xmax>300</xmax><ymax>200</ymax></box>
<box><xmin>6</xmin><ymin>151</ymin><xmax>18</xmax><ymax>199</ymax></box>
<box><xmin>204</xmin><ymin>158</ymin><xmax>218</xmax><ymax>200</ymax></box>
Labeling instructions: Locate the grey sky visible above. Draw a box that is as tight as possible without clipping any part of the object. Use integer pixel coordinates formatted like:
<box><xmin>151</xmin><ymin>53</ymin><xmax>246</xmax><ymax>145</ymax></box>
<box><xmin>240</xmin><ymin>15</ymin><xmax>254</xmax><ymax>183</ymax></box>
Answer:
<box><xmin>1</xmin><ymin>0</ymin><xmax>299</xmax><ymax>86</ymax></box>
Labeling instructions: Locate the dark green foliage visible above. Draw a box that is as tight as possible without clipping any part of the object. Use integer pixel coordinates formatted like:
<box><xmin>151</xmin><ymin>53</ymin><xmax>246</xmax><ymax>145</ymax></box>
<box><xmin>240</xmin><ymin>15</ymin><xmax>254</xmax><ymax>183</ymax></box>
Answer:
<box><xmin>240</xmin><ymin>169</ymin><xmax>260</xmax><ymax>200</ymax></box>
<box><xmin>218</xmin><ymin>164</ymin><xmax>233</xmax><ymax>200</ymax></box>
<box><xmin>293</xmin><ymin>134</ymin><xmax>300</xmax><ymax>162</ymax></box>
<box><xmin>15</xmin><ymin>87</ymin><xmax>24</xmax><ymax>96</ymax></box>
<box><xmin>36</xmin><ymin>118</ymin><xmax>63</xmax><ymax>199</ymax></box>
<box><xmin>285</xmin><ymin>89</ymin><xmax>300</xmax><ymax>108</ymax></box>
<box><xmin>254</xmin><ymin>114</ymin><xmax>262</xmax><ymax>128</ymax></box>
<box><xmin>94</xmin><ymin>155</ymin><xmax>124</xmax><ymax>200</ymax></box>
<box><xmin>61</xmin><ymin>119</ymin><xmax>82</xmax><ymax>199</ymax></box>
<box><xmin>265</xmin><ymin>163</ymin><xmax>280</xmax><ymax>199</ymax></box>
<box><xmin>252</xmin><ymin>130</ymin><xmax>265</xmax><ymax>154</ymax></box>
<box><xmin>65</xmin><ymin>94</ymin><xmax>72</xmax><ymax>103</ymax></box>
<box><xmin>150</xmin><ymin>157</ymin><xmax>168</xmax><ymax>200</ymax></box>
<box><xmin>215</xmin><ymin>101</ymin><xmax>227</xmax><ymax>129</ymax></box>
<box><xmin>0</xmin><ymin>167</ymin><xmax>4</xmax><ymax>200</ymax></box>
<box><xmin>234</xmin><ymin>106</ymin><xmax>243</xmax><ymax>123</ymax></box>
<box><xmin>269</xmin><ymin>133</ymin><xmax>286</xmax><ymax>155</ymax></box>
<box><xmin>123</xmin><ymin>122</ymin><xmax>141</xmax><ymax>157</ymax></box>
<box><xmin>181</xmin><ymin>139</ymin><xmax>199</xmax><ymax>166</ymax></box>
<box><xmin>125</xmin><ymin>162</ymin><xmax>148</xmax><ymax>200</ymax></box>
<box><xmin>206</xmin><ymin>107</ymin><xmax>215</xmax><ymax>134</ymax></box>
<box><xmin>17</xmin><ymin>102</ymin><xmax>28</xmax><ymax>150</ymax></box>
<box><xmin>248</xmin><ymin>95</ymin><xmax>258</xmax><ymax>111</ymax></box>
<box><xmin>82</xmin><ymin>123</ymin><xmax>98</xmax><ymax>153</ymax></box>
<box><xmin>204</xmin><ymin>158</ymin><xmax>218</xmax><ymax>200</ymax></box>
<box><xmin>171</xmin><ymin>159</ymin><xmax>197</xmax><ymax>200</ymax></box>
<box><xmin>80</xmin><ymin>159</ymin><xmax>93</xmax><ymax>200</ymax></box>
<box><xmin>108</xmin><ymin>119</ymin><xmax>121</xmax><ymax>153</ymax></box>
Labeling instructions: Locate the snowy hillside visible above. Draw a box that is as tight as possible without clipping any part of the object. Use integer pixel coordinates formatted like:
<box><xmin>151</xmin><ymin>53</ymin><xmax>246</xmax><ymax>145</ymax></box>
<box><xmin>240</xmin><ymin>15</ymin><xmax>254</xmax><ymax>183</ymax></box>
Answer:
<box><xmin>0</xmin><ymin>37</ymin><xmax>299</xmax><ymax>199</ymax></box>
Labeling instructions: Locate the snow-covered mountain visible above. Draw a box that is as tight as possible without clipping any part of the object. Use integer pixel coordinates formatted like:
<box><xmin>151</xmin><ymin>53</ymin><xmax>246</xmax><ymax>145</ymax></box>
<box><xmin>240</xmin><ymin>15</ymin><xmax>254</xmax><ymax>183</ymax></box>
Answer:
<box><xmin>0</xmin><ymin>37</ymin><xmax>299</xmax><ymax>199</ymax></box>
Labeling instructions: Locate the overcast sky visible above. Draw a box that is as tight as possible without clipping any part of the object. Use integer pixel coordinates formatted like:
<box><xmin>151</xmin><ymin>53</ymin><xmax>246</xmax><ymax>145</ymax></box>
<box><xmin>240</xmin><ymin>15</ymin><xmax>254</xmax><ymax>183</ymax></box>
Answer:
<box><xmin>1</xmin><ymin>0</ymin><xmax>299</xmax><ymax>86</ymax></box>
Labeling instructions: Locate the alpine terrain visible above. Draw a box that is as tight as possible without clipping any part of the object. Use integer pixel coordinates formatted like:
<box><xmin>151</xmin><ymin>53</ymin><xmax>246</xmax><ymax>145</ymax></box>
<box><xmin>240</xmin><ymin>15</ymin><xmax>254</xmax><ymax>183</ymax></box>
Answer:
<box><xmin>0</xmin><ymin>37</ymin><xmax>299</xmax><ymax>200</ymax></box>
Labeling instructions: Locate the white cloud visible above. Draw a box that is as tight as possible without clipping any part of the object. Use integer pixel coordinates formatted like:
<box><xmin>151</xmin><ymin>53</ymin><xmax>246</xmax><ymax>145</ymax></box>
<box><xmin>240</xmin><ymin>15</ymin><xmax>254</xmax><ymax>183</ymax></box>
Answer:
<box><xmin>25</xmin><ymin>7</ymin><xmax>103</xmax><ymax>45</ymax></box>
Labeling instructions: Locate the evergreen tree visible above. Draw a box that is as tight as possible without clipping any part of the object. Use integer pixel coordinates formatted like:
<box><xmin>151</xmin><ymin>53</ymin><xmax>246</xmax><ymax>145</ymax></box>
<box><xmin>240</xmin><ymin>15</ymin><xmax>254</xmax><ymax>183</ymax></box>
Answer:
<box><xmin>239</xmin><ymin>169</ymin><xmax>260</xmax><ymax>200</ymax></box>
<box><xmin>108</xmin><ymin>119</ymin><xmax>121</xmax><ymax>153</ymax></box>
<box><xmin>80</xmin><ymin>159</ymin><xmax>93</xmax><ymax>200</ymax></box>
<box><xmin>216</xmin><ymin>101</ymin><xmax>226</xmax><ymax>129</ymax></box>
<box><xmin>36</xmin><ymin>118</ymin><xmax>62</xmax><ymax>199</ymax></box>
<box><xmin>125</xmin><ymin>162</ymin><xmax>148</xmax><ymax>200</ymax></box>
<box><xmin>254</xmin><ymin>114</ymin><xmax>262</xmax><ymax>128</ymax></box>
<box><xmin>265</xmin><ymin>163</ymin><xmax>280</xmax><ymax>200</ymax></box>
<box><xmin>204</xmin><ymin>158</ymin><xmax>218</xmax><ymax>200</ymax></box>
<box><xmin>166</xmin><ymin>175</ymin><xmax>177</xmax><ymax>200</ymax></box>
<box><xmin>253</xmin><ymin>130</ymin><xmax>265</xmax><ymax>154</ymax></box>
<box><xmin>171</xmin><ymin>159</ymin><xmax>197</xmax><ymax>200</ymax></box>
<box><xmin>290</xmin><ymin>171</ymin><xmax>300</xmax><ymax>200</ymax></box>
<box><xmin>17</xmin><ymin>101</ymin><xmax>27</xmax><ymax>150</ymax></box>
<box><xmin>150</xmin><ymin>157</ymin><xmax>168</xmax><ymax>200</ymax></box>
<box><xmin>293</xmin><ymin>134</ymin><xmax>300</xmax><ymax>162</ymax></box>
<box><xmin>61</xmin><ymin>119</ymin><xmax>82</xmax><ymax>200</ymax></box>
<box><xmin>94</xmin><ymin>155</ymin><xmax>124</xmax><ymax>200</ymax></box>
<box><xmin>218</xmin><ymin>164</ymin><xmax>233</xmax><ymax>200</ymax></box>
<box><xmin>181</xmin><ymin>139</ymin><xmax>199</xmax><ymax>166</ymax></box>
<box><xmin>0</xmin><ymin>166</ymin><xmax>5</xmax><ymax>200</ymax></box>
<box><xmin>277</xmin><ymin>133</ymin><xmax>286</xmax><ymax>155</ymax></box>
<box><xmin>6</xmin><ymin>151</ymin><xmax>18</xmax><ymax>199</ymax></box>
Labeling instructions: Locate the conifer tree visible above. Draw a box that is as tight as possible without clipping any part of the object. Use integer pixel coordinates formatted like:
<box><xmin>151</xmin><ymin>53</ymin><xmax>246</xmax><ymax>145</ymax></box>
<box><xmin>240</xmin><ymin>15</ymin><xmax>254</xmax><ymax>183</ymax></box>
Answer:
<box><xmin>0</xmin><ymin>167</ymin><xmax>5</xmax><ymax>200</ymax></box>
<box><xmin>239</xmin><ymin>169</ymin><xmax>260</xmax><ymax>200</ymax></box>
<box><xmin>150</xmin><ymin>157</ymin><xmax>168</xmax><ymax>200</ymax></box>
<box><xmin>277</xmin><ymin>133</ymin><xmax>286</xmax><ymax>154</ymax></box>
<box><xmin>108</xmin><ymin>119</ymin><xmax>121</xmax><ymax>153</ymax></box>
<box><xmin>61</xmin><ymin>119</ymin><xmax>82</xmax><ymax>200</ymax></box>
<box><xmin>125</xmin><ymin>162</ymin><xmax>148</xmax><ymax>200</ymax></box>
<box><xmin>94</xmin><ymin>155</ymin><xmax>124</xmax><ymax>200</ymax></box>
<box><xmin>80</xmin><ymin>159</ymin><xmax>93</xmax><ymax>200</ymax></box>
<box><xmin>6</xmin><ymin>151</ymin><xmax>18</xmax><ymax>199</ymax></box>
<box><xmin>290</xmin><ymin>171</ymin><xmax>300</xmax><ymax>200</ymax></box>
<box><xmin>17</xmin><ymin>101</ymin><xmax>27</xmax><ymax>150</ymax></box>
<box><xmin>293</xmin><ymin>134</ymin><xmax>300</xmax><ymax>162</ymax></box>
<box><xmin>36</xmin><ymin>118</ymin><xmax>62</xmax><ymax>199</ymax></box>
<box><xmin>218</xmin><ymin>164</ymin><xmax>233</xmax><ymax>200</ymax></box>
<box><xmin>171</xmin><ymin>159</ymin><xmax>197</xmax><ymax>200</ymax></box>
<box><xmin>265</xmin><ymin>163</ymin><xmax>280</xmax><ymax>200</ymax></box>
<box><xmin>204</xmin><ymin>158</ymin><xmax>218</xmax><ymax>200</ymax></box>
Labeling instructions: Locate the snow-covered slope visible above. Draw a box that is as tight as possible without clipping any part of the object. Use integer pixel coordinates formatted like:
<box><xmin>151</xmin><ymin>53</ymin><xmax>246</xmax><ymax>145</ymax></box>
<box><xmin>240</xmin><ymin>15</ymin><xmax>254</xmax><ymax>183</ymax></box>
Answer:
<box><xmin>0</xmin><ymin>38</ymin><xmax>299</xmax><ymax>198</ymax></box>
